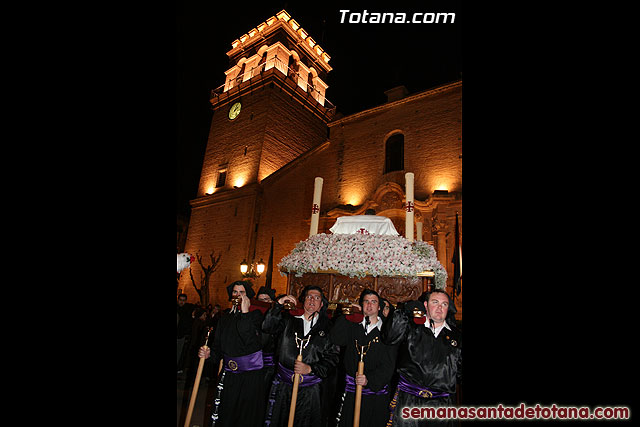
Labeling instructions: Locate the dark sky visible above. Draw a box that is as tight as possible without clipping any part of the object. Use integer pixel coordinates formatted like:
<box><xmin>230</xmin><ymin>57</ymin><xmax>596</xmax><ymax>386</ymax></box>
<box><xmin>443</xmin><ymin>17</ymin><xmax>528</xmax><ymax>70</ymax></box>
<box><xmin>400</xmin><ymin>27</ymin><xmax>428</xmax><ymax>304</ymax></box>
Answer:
<box><xmin>176</xmin><ymin>0</ymin><xmax>461</xmax><ymax>216</ymax></box>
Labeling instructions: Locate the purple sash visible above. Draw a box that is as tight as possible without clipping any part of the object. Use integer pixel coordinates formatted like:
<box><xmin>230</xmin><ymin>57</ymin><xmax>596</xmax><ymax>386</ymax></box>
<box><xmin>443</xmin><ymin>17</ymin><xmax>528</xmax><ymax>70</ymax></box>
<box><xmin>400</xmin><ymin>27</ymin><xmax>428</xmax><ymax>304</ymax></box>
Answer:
<box><xmin>263</xmin><ymin>352</ymin><xmax>275</xmax><ymax>367</ymax></box>
<box><xmin>276</xmin><ymin>362</ymin><xmax>322</xmax><ymax>387</ymax></box>
<box><xmin>223</xmin><ymin>350</ymin><xmax>264</xmax><ymax>373</ymax></box>
<box><xmin>345</xmin><ymin>374</ymin><xmax>388</xmax><ymax>395</ymax></box>
<box><xmin>397</xmin><ymin>374</ymin><xmax>450</xmax><ymax>399</ymax></box>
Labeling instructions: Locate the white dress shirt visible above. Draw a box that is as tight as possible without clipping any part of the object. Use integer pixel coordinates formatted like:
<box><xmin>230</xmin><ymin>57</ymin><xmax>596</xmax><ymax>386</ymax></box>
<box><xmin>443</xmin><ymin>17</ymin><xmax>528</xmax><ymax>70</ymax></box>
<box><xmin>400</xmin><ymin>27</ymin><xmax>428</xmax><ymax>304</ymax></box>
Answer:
<box><xmin>296</xmin><ymin>313</ymin><xmax>318</xmax><ymax>336</ymax></box>
<box><xmin>425</xmin><ymin>319</ymin><xmax>450</xmax><ymax>338</ymax></box>
<box><xmin>360</xmin><ymin>316</ymin><xmax>382</xmax><ymax>335</ymax></box>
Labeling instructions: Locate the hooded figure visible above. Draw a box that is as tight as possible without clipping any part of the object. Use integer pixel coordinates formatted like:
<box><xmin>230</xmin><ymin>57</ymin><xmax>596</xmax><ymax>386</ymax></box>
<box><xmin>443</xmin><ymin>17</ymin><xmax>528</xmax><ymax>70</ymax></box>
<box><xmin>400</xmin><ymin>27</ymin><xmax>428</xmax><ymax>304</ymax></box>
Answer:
<box><xmin>206</xmin><ymin>280</ymin><xmax>266</xmax><ymax>427</ymax></box>
<box><xmin>225</xmin><ymin>280</ymin><xmax>255</xmax><ymax>301</ymax></box>
<box><xmin>381</xmin><ymin>288</ymin><xmax>462</xmax><ymax>426</ymax></box>
<box><xmin>256</xmin><ymin>286</ymin><xmax>276</xmax><ymax>302</ymax></box>
<box><xmin>255</xmin><ymin>285</ymin><xmax>278</xmax><ymax>397</ymax></box>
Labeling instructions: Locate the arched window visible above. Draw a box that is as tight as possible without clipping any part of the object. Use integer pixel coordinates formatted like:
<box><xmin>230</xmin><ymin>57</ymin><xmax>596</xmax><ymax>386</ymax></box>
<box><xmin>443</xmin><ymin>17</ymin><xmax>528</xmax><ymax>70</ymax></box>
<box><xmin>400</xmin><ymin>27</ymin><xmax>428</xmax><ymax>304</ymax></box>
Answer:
<box><xmin>384</xmin><ymin>133</ymin><xmax>404</xmax><ymax>173</ymax></box>
<box><xmin>257</xmin><ymin>44</ymin><xmax>269</xmax><ymax>73</ymax></box>
<box><xmin>235</xmin><ymin>62</ymin><xmax>246</xmax><ymax>83</ymax></box>
<box><xmin>259</xmin><ymin>51</ymin><xmax>267</xmax><ymax>72</ymax></box>
<box><xmin>307</xmin><ymin>72</ymin><xmax>315</xmax><ymax>92</ymax></box>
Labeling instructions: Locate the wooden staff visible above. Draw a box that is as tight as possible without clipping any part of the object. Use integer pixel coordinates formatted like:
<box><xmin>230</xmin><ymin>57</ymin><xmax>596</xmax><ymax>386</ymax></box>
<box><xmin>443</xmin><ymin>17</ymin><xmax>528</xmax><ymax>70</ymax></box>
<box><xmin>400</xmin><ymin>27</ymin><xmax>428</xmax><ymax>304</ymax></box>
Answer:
<box><xmin>353</xmin><ymin>336</ymin><xmax>378</xmax><ymax>427</ymax></box>
<box><xmin>288</xmin><ymin>332</ymin><xmax>311</xmax><ymax>427</ymax></box>
<box><xmin>184</xmin><ymin>327</ymin><xmax>212</xmax><ymax>427</ymax></box>
<box><xmin>353</xmin><ymin>352</ymin><xmax>365</xmax><ymax>427</ymax></box>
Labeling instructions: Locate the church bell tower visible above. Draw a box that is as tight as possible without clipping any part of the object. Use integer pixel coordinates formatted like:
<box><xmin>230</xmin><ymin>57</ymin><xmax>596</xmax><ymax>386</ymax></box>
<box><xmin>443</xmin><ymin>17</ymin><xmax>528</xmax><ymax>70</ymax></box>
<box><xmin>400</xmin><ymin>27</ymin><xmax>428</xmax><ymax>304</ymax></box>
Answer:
<box><xmin>198</xmin><ymin>9</ymin><xmax>334</xmax><ymax>196</ymax></box>
<box><xmin>181</xmin><ymin>10</ymin><xmax>334</xmax><ymax>304</ymax></box>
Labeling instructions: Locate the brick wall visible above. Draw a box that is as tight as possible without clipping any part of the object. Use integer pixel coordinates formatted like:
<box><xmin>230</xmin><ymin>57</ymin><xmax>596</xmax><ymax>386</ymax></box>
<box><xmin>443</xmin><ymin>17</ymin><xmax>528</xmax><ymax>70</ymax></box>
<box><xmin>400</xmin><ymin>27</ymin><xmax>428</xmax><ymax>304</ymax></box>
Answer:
<box><xmin>182</xmin><ymin>81</ymin><xmax>462</xmax><ymax>309</ymax></box>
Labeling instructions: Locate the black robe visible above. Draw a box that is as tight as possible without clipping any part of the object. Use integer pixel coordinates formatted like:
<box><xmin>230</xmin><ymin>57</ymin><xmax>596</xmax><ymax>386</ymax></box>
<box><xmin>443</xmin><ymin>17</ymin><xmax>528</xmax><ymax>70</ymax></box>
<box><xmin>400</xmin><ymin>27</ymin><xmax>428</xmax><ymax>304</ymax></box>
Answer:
<box><xmin>261</xmin><ymin>324</ymin><xmax>278</xmax><ymax>405</ymax></box>
<box><xmin>329</xmin><ymin>314</ymin><xmax>398</xmax><ymax>427</ymax></box>
<box><xmin>381</xmin><ymin>306</ymin><xmax>462</xmax><ymax>427</ymax></box>
<box><xmin>210</xmin><ymin>309</ymin><xmax>265</xmax><ymax>427</ymax></box>
<box><xmin>262</xmin><ymin>303</ymin><xmax>340</xmax><ymax>427</ymax></box>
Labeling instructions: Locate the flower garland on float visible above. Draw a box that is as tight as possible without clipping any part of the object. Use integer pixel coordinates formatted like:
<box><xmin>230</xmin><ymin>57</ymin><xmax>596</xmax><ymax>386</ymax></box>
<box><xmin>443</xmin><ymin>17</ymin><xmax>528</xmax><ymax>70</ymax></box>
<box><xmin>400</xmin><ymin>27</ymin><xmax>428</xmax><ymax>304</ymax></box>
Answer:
<box><xmin>278</xmin><ymin>233</ymin><xmax>447</xmax><ymax>289</ymax></box>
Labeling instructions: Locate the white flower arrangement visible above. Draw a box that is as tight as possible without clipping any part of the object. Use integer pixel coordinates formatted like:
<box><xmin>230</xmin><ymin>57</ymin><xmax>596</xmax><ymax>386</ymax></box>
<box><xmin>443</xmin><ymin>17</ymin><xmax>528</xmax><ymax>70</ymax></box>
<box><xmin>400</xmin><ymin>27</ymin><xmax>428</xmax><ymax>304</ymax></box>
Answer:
<box><xmin>278</xmin><ymin>233</ymin><xmax>448</xmax><ymax>289</ymax></box>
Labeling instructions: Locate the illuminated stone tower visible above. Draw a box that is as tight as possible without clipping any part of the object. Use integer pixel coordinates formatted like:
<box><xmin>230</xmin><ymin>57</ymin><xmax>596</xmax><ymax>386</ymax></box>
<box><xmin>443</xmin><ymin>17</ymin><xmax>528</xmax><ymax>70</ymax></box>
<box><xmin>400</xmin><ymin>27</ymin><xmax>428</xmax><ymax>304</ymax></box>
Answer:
<box><xmin>180</xmin><ymin>10</ymin><xmax>335</xmax><ymax>304</ymax></box>
<box><xmin>200</xmin><ymin>10</ymin><xmax>333</xmax><ymax>195</ymax></box>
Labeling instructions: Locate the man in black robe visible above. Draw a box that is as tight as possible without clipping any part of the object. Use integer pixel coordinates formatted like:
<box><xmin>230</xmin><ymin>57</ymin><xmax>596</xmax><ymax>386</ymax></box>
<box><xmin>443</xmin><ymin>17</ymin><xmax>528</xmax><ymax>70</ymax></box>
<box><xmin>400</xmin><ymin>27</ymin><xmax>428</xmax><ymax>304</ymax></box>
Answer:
<box><xmin>198</xmin><ymin>280</ymin><xmax>266</xmax><ymax>427</ymax></box>
<box><xmin>381</xmin><ymin>289</ymin><xmax>462</xmax><ymax>426</ymax></box>
<box><xmin>256</xmin><ymin>286</ymin><xmax>278</xmax><ymax>405</ymax></box>
<box><xmin>330</xmin><ymin>289</ymin><xmax>398</xmax><ymax>427</ymax></box>
<box><xmin>262</xmin><ymin>285</ymin><xmax>340</xmax><ymax>427</ymax></box>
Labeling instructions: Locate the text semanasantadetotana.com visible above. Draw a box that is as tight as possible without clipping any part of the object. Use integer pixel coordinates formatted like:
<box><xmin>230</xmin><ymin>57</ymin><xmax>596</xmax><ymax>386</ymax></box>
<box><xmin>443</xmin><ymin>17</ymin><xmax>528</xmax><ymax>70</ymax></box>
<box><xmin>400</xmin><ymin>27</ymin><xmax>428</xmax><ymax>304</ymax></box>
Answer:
<box><xmin>401</xmin><ymin>403</ymin><xmax>630</xmax><ymax>420</ymax></box>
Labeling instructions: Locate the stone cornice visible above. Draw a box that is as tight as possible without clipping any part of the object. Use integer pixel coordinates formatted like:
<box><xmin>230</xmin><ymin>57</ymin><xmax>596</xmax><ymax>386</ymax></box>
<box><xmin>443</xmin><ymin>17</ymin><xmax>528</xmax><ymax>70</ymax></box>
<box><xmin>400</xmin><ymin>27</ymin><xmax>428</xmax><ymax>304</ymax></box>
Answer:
<box><xmin>329</xmin><ymin>80</ymin><xmax>461</xmax><ymax>126</ymax></box>
<box><xmin>190</xmin><ymin>182</ymin><xmax>262</xmax><ymax>209</ymax></box>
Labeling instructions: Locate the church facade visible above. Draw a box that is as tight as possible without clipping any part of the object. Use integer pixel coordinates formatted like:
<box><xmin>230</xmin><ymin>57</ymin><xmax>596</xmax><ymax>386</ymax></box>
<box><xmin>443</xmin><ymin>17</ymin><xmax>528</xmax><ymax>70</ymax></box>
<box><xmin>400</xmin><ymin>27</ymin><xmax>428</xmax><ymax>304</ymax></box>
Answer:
<box><xmin>178</xmin><ymin>10</ymin><xmax>462</xmax><ymax>317</ymax></box>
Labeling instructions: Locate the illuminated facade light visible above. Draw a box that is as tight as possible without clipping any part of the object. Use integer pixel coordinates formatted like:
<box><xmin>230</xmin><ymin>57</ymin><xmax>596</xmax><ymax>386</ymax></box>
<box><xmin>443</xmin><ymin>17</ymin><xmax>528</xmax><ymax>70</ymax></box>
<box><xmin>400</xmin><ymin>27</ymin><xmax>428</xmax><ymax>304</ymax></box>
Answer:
<box><xmin>306</xmin><ymin>36</ymin><xmax>315</xmax><ymax>48</ymax></box>
<box><xmin>276</xmin><ymin>10</ymin><xmax>291</xmax><ymax>21</ymax></box>
<box><xmin>234</xmin><ymin>177</ymin><xmax>247</xmax><ymax>188</ymax></box>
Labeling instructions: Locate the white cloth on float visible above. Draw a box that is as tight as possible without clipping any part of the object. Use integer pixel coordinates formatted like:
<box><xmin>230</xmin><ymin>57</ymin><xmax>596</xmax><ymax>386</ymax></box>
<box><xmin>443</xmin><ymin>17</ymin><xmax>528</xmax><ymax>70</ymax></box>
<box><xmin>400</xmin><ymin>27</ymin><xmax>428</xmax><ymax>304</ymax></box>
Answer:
<box><xmin>329</xmin><ymin>215</ymin><xmax>399</xmax><ymax>236</ymax></box>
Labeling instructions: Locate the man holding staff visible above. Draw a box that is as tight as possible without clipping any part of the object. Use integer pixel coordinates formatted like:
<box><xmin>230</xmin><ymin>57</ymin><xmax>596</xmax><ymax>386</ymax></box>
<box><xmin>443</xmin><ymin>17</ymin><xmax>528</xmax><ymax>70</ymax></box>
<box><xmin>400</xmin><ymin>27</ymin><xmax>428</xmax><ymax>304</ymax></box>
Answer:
<box><xmin>330</xmin><ymin>289</ymin><xmax>398</xmax><ymax>427</ymax></box>
<box><xmin>198</xmin><ymin>280</ymin><xmax>266</xmax><ymax>427</ymax></box>
<box><xmin>262</xmin><ymin>285</ymin><xmax>340</xmax><ymax>427</ymax></box>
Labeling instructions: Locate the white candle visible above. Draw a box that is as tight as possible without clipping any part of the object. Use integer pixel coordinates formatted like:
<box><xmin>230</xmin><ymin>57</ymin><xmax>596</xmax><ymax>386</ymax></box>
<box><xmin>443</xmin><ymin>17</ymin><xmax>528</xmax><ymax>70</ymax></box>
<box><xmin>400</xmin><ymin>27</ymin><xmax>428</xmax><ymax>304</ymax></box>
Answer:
<box><xmin>416</xmin><ymin>221</ymin><xmax>423</xmax><ymax>241</ymax></box>
<box><xmin>405</xmin><ymin>173</ymin><xmax>414</xmax><ymax>241</ymax></box>
<box><xmin>309</xmin><ymin>177</ymin><xmax>323</xmax><ymax>237</ymax></box>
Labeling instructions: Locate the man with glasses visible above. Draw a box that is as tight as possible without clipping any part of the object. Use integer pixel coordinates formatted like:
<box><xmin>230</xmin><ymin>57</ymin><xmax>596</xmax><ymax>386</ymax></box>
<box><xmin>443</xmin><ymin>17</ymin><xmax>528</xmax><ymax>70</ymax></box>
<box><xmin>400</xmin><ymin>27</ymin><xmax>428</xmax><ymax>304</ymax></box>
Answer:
<box><xmin>262</xmin><ymin>285</ymin><xmax>340</xmax><ymax>427</ymax></box>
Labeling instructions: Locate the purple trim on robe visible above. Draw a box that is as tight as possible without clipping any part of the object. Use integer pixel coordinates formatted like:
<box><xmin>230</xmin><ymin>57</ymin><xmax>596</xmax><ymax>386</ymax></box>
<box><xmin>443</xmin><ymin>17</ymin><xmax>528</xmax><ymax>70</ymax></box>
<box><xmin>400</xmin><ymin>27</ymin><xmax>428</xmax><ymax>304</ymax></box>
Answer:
<box><xmin>344</xmin><ymin>374</ymin><xmax>389</xmax><ymax>395</ymax></box>
<box><xmin>262</xmin><ymin>352</ymin><xmax>275</xmax><ymax>367</ymax></box>
<box><xmin>397</xmin><ymin>374</ymin><xmax>450</xmax><ymax>399</ymax></box>
<box><xmin>276</xmin><ymin>362</ymin><xmax>322</xmax><ymax>387</ymax></box>
<box><xmin>223</xmin><ymin>350</ymin><xmax>264</xmax><ymax>373</ymax></box>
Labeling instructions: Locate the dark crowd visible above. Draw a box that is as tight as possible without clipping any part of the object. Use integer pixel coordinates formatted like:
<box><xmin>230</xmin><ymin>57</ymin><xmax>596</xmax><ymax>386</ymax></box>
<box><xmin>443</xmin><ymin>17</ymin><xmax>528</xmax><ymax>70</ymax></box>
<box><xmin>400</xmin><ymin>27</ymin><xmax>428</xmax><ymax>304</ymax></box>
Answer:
<box><xmin>177</xmin><ymin>281</ymin><xmax>462</xmax><ymax>427</ymax></box>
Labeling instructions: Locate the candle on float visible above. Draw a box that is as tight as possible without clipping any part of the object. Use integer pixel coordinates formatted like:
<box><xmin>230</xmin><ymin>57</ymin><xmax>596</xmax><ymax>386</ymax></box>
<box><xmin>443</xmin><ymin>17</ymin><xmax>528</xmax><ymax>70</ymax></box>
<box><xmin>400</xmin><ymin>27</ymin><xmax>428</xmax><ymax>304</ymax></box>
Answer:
<box><xmin>416</xmin><ymin>221</ymin><xmax>423</xmax><ymax>241</ymax></box>
<box><xmin>309</xmin><ymin>177</ymin><xmax>323</xmax><ymax>237</ymax></box>
<box><xmin>405</xmin><ymin>173</ymin><xmax>414</xmax><ymax>241</ymax></box>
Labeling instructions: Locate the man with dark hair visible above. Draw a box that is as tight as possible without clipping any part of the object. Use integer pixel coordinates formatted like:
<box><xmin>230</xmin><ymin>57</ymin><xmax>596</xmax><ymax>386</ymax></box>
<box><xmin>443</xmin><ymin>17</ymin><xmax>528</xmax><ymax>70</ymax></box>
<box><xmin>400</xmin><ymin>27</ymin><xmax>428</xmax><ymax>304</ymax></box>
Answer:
<box><xmin>177</xmin><ymin>293</ymin><xmax>196</xmax><ymax>374</ymax></box>
<box><xmin>330</xmin><ymin>289</ymin><xmax>398</xmax><ymax>427</ymax></box>
<box><xmin>198</xmin><ymin>280</ymin><xmax>265</xmax><ymax>427</ymax></box>
<box><xmin>262</xmin><ymin>285</ymin><xmax>340</xmax><ymax>427</ymax></box>
<box><xmin>381</xmin><ymin>289</ymin><xmax>462</xmax><ymax>426</ymax></box>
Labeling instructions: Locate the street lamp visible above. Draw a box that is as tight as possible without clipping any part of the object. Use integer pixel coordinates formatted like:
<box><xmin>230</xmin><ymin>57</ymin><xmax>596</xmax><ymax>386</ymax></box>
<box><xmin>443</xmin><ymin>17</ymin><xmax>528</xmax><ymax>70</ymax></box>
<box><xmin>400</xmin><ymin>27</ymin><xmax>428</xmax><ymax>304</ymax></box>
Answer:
<box><xmin>240</xmin><ymin>258</ymin><xmax>265</xmax><ymax>278</ymax></box>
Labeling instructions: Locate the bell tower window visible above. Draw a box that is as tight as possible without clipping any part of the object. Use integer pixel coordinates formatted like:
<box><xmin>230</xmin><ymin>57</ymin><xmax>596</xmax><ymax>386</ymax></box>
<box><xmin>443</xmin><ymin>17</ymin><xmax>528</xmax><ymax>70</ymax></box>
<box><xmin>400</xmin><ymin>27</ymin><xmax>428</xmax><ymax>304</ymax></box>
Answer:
<box><xmin>384</xmin><ymin>133</ymin><xmax>404</xmax><ymax>173</ymax></box>
<box><xmin>216</xmin><ymin>168</ymin><xmax>227</xmax><ymax>188</ymax></box>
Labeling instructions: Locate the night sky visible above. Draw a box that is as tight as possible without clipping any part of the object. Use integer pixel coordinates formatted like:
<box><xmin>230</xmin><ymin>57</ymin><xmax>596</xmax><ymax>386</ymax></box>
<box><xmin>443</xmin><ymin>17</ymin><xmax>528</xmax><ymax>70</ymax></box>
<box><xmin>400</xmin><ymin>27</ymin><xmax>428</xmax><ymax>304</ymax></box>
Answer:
<box><xmin>176</xmin><ymin>0</ymin><xmax>461</xmax><ymax>216</ymax></box>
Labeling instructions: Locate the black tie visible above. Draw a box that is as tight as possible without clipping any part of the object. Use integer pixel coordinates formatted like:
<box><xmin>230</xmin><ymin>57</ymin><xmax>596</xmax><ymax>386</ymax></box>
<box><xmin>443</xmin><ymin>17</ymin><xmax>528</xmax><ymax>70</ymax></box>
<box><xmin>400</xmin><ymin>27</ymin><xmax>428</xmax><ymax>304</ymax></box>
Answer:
<box><xmin>364</xmin><ymin>316</ymin><xmax>370</xmax><ymax>334</ymax></box>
